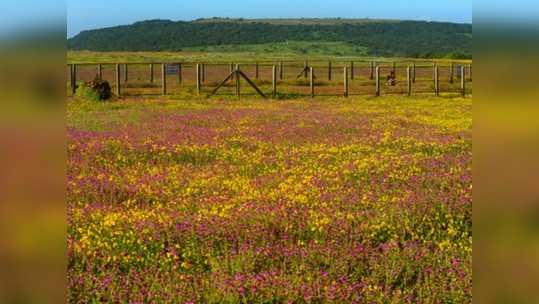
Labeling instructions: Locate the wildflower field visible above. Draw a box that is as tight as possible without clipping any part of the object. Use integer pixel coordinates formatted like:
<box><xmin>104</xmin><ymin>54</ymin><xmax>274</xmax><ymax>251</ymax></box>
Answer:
<box><xmin>67</xmin><ymin>95</ymin><xmax>472</xmax><ymax>303</ymax></box>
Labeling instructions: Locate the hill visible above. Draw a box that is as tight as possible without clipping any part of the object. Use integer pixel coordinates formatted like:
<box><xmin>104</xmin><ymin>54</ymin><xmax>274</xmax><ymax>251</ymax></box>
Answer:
<box><xmin>191</xmin><ymin>17</ymin><xmax>401</xmax><ymax>25</ymax></box>
<box><xmin>67</xmin><ymin>18</ymin><xmax>472</xmax><ymax>59</ymax></box>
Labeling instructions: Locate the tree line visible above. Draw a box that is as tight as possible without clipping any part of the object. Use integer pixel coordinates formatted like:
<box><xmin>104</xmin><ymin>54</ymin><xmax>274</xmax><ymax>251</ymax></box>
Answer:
<box><xmin>68</xmin><ymin>19</ymin><xmax>472</xmax><ymax>59</ymax></box>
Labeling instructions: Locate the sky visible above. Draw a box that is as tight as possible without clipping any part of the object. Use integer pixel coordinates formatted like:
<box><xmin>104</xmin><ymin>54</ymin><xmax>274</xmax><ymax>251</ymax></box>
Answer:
<box><xmin>0</xmin><ymin>0</ymin><xmax>65</xmax><ymax>38</ymax></box>
<box><xmin>66</xmin><ymin>0</ymin><xmax>473</xmax><ymax>37</ymax></box>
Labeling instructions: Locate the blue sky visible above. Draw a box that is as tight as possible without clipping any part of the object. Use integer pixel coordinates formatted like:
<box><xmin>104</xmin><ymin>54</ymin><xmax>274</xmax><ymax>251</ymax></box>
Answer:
<box><xmin>67</xmin><ymin>0</ymin><xmax>472</xmax><ymax>37</ymax></box>
<box><xmin>0</xmin><ymin>0</ymin><xmax>65</xmax><ymax>37</ymax></box>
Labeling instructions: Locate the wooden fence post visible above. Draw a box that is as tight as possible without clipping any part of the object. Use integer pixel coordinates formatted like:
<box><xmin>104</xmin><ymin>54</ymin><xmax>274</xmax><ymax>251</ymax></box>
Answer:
<box><xmin>150</xmin><ymin>63</ymin><xmax>154</xmax><ymax>83</ymax></box>
<box><xmin>235</xmin><ymin>64</ymin><xmax>240</xmax><ymax>98</ymax></box>
<box><xmin>407</xmin><ymin>66</ymin><xmax>412</xmax><ymax>96</ymax></box>
<box><xmin>279</xmin><ymin>61</ymin><xmax>283</xmax><ymax>80</ymax></box>
<box><xmin>272</xmin><ymin>65</ymin><xmax>277</xmax><ymax>98</ymax></box>
<box><xmin>124</xmin><ymin>64</ymin><xmax>128</xmax><ymax>82</ymax></box>
<box><xmin>97</xmin><ymin>64</ymin><xmax>102</xmax><ymax>79</ymax></box>
<box><xmin>392</xmin><ymin>62</ymin><xmax>396</xmax><ymax>74</ymax></box>
<box><xmin>255</xmin><ymin>62</ymin><xmax>259</xmax><ymax>80</ymax></box>
<box><xmin>434</xmin><ymin>65</ymin><xmax>440</xmax><ymax>96</ymax></box>
<box><xmin>375</xmin><ymin>66</ymin><xmax>380</xmax><ymax>97</ymax></box>
<box><xmin>196</xmin><ymin>64</ymin><xmax>201</xmax><ymax>96</ymax></box>
<box><xmin>201</xmin><ymin>64</ymin><xmax>206</xmax><ymax>83</ymax></box>
<box><xmin>304</xmin><ymin>60</ymin><xmax>308</xmax><ymax>78</ymax></box>
<box><xmin>310</xmin><ymin>67</ymin><xmax>315</xmax><ymax>98</ymax></box>
<box><xmin>412</xmin><ymin>62</ymin><xmax>416</xmax><ymax>83</ymax></box>
<box><xmin>71</xmin><ymin>64</ymin><xmax>77</xmax><ymax>95</ymax></box>
<box><xmin>161</xmin><ymin>64</ymin><xmax>166</xmax><ymax>95</ymax></box>
<box><xmin>115</xmin><ymin>64</ymin><xmax>121</xmax><ymax>96</ymax></box>
<box><xmin>343</xmin><ymin>67</ymin><xmax>349</xmax><ymax>97</ymax></box>
<box><xmin>461</xmin><ymin>65</ymin><xmax>466</xmax><ymax>98</ymax></box>
<box><xmin>350</xmin><ymin>61</ymin><xmax>354</xmax><ymax>79</ymax></box>
<box><xmin>328</xmin><ymin>61</ymin><xmax>332</xmax><ymax>81</ymax></box>
<box><xmin>69</xmin><ymin>64</ymin><xmax>72</xmax><ymax>94</ymax></box>
<box><xmin>199</xmin><ymin>64</ymin><xmax>203</xmax><ymax>83</ymax></box>
<box><xmin>468</xmin><ymin>64</ymin><xmax>472</xmax><ymax>81</ymax></box>
<box><xmin>370</xmin><ymin>61</ymin><xmax>374</xmax><ymax>80</ymax></box>
<box><xmin>449</xmin><ymin>63</ymin><xmax>454</xmax><ymax>83</ymax></box>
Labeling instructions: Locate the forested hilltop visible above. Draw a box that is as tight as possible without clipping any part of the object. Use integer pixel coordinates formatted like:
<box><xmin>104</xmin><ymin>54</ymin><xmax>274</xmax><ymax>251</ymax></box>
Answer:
<box><xmin>68</xmin><ymin>18</ymin><xmax>472</xmax><ymax>59</ymax></box>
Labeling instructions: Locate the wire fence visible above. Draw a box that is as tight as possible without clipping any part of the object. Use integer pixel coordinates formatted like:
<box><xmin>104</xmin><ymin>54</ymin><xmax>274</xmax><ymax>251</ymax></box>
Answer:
<box><xmin>67</xmin><ymin>60</ymin><xmax>472</xmax><ymax>98</ymax></box>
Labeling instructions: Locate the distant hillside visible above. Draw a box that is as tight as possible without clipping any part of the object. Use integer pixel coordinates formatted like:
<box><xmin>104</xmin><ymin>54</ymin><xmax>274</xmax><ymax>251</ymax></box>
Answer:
<box><xmin>191</xmin><ymin>17</ymin><xmax>401</xmax><ymax>25</ymax></box>
<box><xmin>68</xmin><ymin>18</ymin><xmax>472</xmax><ymax>59</ymax></box>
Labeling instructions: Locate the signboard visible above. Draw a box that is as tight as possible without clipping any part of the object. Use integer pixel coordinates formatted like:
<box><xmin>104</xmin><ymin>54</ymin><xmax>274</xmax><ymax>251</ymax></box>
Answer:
<box><xmin>165</xmin><ymin>64</ymin><xmax>180</xmax><ymax>75</ymax></box>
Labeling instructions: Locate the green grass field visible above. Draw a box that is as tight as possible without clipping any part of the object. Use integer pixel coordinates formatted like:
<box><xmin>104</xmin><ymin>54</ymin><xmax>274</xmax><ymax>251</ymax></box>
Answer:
<box><xmin>68</xmin><ymin>50</ymin><xmax>472</xmax><ymax>65</ymax></box>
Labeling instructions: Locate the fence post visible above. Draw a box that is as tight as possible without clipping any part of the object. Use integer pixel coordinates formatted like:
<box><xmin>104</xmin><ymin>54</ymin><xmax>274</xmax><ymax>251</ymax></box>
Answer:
<box><xmin>468</xmin><ymin>64</ymin><xmax>472</xmax><ymax>81</ymax></box>
<box><xmin>97</xmin><ymin>64</ymin><xmax>102</xmax><ymax>79</ymax></box>
<box><xmin>328</xmin><ymin>60</ymin><xmax>332</xmax><ymax>81</ymax></box>
<box><xmin>69</xmin><ymin>64</ymin><xmax>72</xmax><ymax>94</ymax></box>
<box><xmin>392</xmin><ymin>62</ymin><xmax>396</xmax><ymax>74</ymax></box>
<box><xmin>370</xmin><ymin>61</ymin><xmax>374</xmax><ymax>80</ymax></box>
<box><xmin>407</xmin><ymin>66</ymin><xmax>412</xmax><ymax>96</ymax></box>
<box><xmin>449</xmin><ymin>63</ymin><xmax>454</xmax><ymax>83</ymax></box>
<box><xmin>161</xmin><ymin>64</ymin><xmax>166</xmax><ymax>95</ymax></box>
<box><xmin>150</xmin><ymin>63</ymin><xmax>154</xmax><ymax>83</ymax></box>
<box><xmin>196</xmin><ymin>64</ymin><xmax>201</xmax><ymax>96</ymax></box>
<box><xmin>461</xmin><ymin>65</ymin><xmax>466</xmax><ymax>98</ymax></box>
<box><xmin>235</xmin><ymin>64</ymin><xmax>240</xmax><ymax>98</ymax></box>
<box><xmin>201</xmin><ymin>64</ymin><xmax>206</xmax><ymax>83</ymax></box>
<box><xmin>350</xmin><ymin>61</ymin><xmax>354</xmax><ymax>79</ymax></box>
<box><xmin>343</xmin><ymin>67</ymin><xmax>349</xmax><ymax>97</ymax></box>
<box><xmin>124</xmin><ymin>64</ymin><xmax>128</xmax><ymax>82</ymax></box>
<box><xmin>310</xmin><ymin>67</ymin><xmax>315</xmax><ymax>98</ymax></box>
<box><xmin>304</xmin><ymin>60</ymin><xmax>308</xmax><ymax>78</ymax></box>
<box><xmin>178</xmin><ymin>63</ymin><xmax>182</xmax><ymax>85</ymax></box>
<box><xmin>375</xmin><ymin>66</ymin><xmax>380</xmax><ymax>97</ymax></box>
<box><xmin>279</xmin><ymin>61</ymin><xmax>283</xmax><ymax>80</ymax></box>
<box><xmin>255</xmin><ymin>62</ymin><xmax>259</xmax><ymax>80</ymax></box>
<box><xmin>434</xmin><ymin>65</ymin><xmax>440</xmax><ymax>96</ymax></box>
<box><xmin>412</xmin><ymin>62</ymin><xmax>416</xmax><ymax>83</ymax></box>
<box><xmin>115</xmin><ymin>64</ymin><xmax>121</xmax><ymax>97</ymax></box>
<box><xmin>272</xmin><ymin>65</ymin><xmax>277</xmax><ymax>98</ymax></box>
<box><xmin>71</xmin><ymin>64</ymin><xmax>77</xmax><ymax>95</ymax></box>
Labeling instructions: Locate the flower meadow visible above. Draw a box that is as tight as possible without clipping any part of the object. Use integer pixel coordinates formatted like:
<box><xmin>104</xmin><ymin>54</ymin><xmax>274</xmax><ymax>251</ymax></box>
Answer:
<box><xmin>67</xmin><ymin>96</ymin><xmax>471</xmax><ymax>303</ymax></box>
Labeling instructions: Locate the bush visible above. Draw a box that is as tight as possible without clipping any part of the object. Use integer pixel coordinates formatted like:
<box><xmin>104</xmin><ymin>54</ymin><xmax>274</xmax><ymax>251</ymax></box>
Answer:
<box><xmin>76</xmin><ymin>76</ymin><xmax>112</xmax><ymax>101</ymax></box>
<box><xmin>75</xmin><ymin>82</ymin><xmax>100</xmax><ymax>102</ymax></box>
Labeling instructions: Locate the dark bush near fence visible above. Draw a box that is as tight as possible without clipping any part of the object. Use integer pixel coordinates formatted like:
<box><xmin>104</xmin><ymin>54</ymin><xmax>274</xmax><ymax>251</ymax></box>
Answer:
<box><xmin>90</xmin><ymin>76</ymin><xmax>112</xmax><ymax>100</ymax></box>
<box><xmin>76</xmin><ymin>76</ymin><xmax>112</xmax><ymax>101</ymax></box>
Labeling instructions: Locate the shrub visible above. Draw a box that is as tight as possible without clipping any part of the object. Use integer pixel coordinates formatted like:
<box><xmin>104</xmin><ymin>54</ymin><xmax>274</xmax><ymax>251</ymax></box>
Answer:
<box><xmin>75</xmin><ymin>82</ymin><xmax>100</xmax><ymax>102</ymax></box>
<box><xmin>76</xmin><ymin>76</ymin><xmax>112</xmax><ymax>101</ymax></box>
